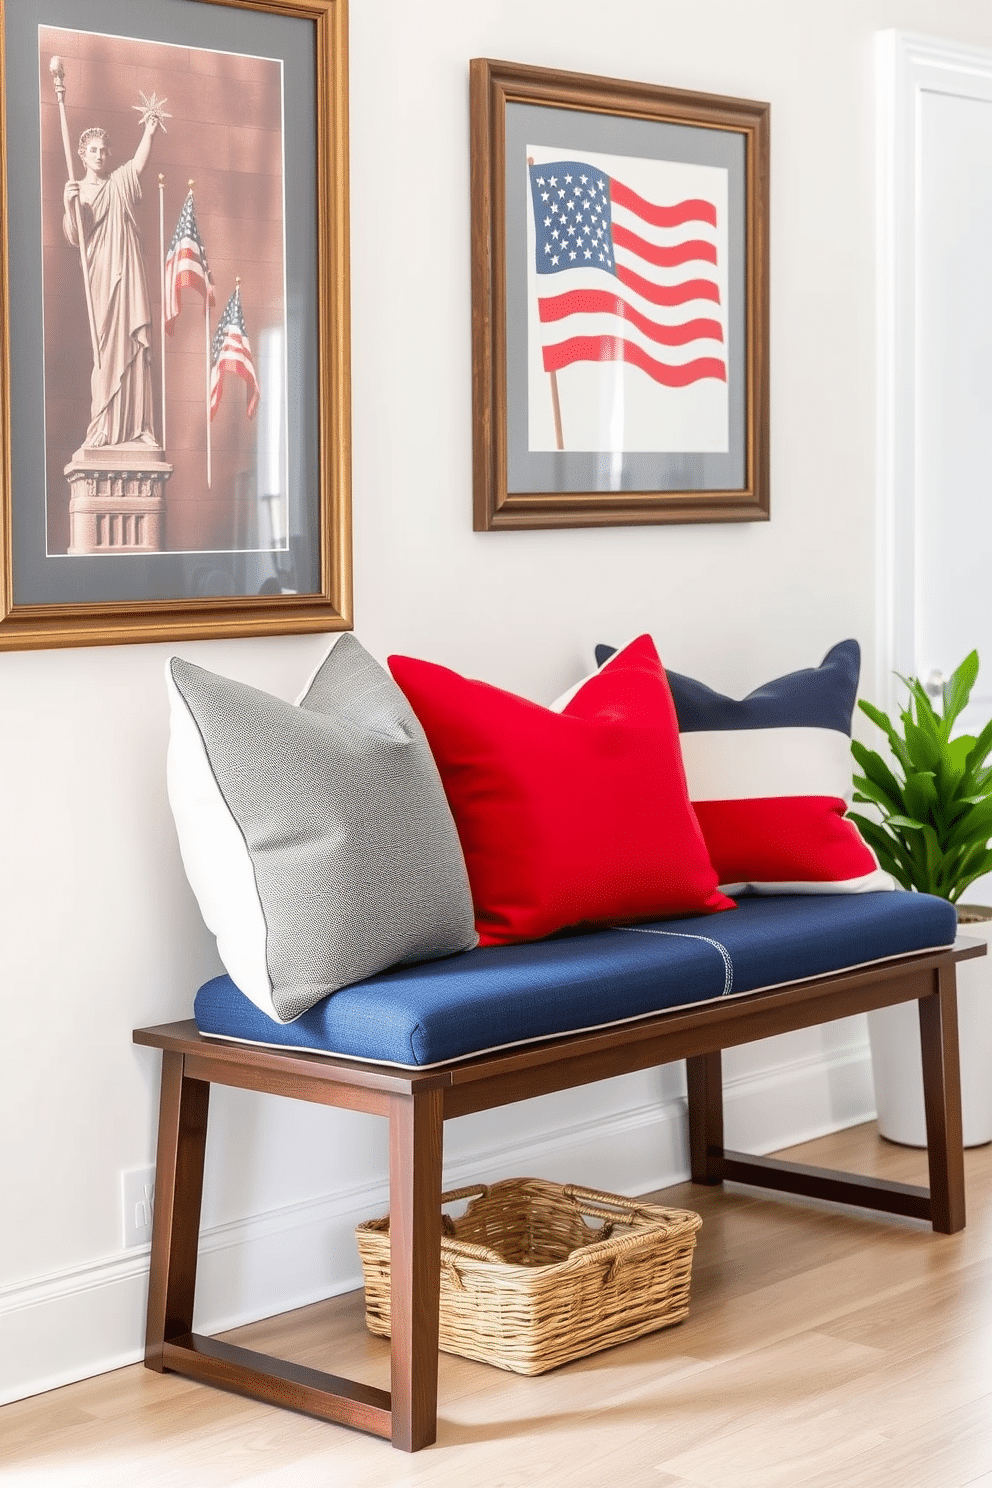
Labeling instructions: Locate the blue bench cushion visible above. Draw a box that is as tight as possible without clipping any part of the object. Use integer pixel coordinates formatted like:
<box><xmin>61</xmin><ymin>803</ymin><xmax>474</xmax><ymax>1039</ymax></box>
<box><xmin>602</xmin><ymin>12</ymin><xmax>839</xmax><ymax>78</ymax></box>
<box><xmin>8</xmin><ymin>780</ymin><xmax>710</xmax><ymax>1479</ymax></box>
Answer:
<box><xmin>193</xmin><ymin>891</ymin><xmax>957</xmax><ymax>1068</ymax></box>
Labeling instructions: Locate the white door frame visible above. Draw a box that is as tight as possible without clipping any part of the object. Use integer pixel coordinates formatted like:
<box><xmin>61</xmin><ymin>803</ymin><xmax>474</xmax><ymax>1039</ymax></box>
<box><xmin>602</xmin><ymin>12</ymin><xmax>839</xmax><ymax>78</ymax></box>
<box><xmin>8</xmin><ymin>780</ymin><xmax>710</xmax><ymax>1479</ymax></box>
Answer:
<box><xmin>876</xmin><ymin>30</ymin><xmax>992</xmax><ymax>710</ymax></box>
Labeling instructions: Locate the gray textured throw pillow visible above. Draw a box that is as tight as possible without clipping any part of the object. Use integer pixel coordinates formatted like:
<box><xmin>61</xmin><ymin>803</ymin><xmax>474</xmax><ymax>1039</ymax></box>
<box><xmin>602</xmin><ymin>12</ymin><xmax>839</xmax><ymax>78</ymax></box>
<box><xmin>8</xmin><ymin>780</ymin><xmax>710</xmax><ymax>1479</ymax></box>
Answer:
<box><xmin>166</xmin><ymin>634</ymin><xmax>477</xmax><ymax>1022</ymax></box>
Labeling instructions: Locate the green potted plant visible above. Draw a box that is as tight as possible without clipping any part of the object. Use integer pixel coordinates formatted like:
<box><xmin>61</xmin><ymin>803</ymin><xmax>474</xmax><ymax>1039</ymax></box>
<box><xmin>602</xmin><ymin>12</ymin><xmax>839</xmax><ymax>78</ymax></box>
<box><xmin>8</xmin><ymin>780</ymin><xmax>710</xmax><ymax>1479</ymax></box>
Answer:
<box><xmin>850</xmin><ymin>650</ymin><xmax>992</xmax><ymax>1145</ymax></box>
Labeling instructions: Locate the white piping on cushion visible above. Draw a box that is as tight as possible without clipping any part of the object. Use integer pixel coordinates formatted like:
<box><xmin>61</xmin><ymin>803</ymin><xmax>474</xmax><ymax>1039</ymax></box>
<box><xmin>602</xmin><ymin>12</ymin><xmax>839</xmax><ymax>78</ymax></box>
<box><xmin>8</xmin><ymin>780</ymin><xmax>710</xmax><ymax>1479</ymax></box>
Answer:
<box><xmin>616</xmin><ymin>926</ymin><xmax>734</xmax><ymax>996</ymax></box>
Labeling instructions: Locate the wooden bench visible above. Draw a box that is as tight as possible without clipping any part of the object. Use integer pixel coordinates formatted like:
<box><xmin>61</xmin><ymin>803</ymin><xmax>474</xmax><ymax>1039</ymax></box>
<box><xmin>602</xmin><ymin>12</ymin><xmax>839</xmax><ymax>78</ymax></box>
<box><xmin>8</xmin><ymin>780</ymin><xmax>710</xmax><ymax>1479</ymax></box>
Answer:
<box><xmin>134</xmin><ymin>935</ymin><xmax>980</xmax><ymax>1452</ymax></box>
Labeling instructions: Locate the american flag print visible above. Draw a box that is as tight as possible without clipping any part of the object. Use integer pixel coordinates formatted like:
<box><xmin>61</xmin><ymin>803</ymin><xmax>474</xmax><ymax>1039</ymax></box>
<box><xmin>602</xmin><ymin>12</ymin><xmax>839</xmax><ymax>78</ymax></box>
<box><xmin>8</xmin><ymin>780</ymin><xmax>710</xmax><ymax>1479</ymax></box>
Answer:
<box><xmin>164</xmin><ymin>190</ymin><xmax>214</xmax><ymax>332</ymax></box>
<box><xmin>210</xmin><ymin>284</ymin><xmax>260</xmax><ymax>421</ymax></box>
<box><xmin>526</xmin><ymin>147</ymin><xmax>729</xmax><ymax>453</ymax></box>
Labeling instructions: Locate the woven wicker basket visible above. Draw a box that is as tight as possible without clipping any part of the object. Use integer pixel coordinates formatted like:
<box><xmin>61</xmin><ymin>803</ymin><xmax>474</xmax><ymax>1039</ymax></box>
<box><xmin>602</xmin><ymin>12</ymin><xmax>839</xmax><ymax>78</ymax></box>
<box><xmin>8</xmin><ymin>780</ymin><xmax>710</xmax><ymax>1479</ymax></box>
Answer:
<box><xmin>355</xmin><ymin>1177</ymin><xmax>702</xmax><ymax>1375</ymax></box>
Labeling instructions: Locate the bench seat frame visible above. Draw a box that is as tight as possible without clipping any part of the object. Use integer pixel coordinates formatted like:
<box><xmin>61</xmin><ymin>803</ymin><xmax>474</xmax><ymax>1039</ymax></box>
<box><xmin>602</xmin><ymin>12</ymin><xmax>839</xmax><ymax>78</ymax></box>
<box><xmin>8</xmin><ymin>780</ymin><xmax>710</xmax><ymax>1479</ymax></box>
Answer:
<box><xmin>133</xmin><ymin>937</ymin><xmax>981</xmax><ymax>1452</ymax></box>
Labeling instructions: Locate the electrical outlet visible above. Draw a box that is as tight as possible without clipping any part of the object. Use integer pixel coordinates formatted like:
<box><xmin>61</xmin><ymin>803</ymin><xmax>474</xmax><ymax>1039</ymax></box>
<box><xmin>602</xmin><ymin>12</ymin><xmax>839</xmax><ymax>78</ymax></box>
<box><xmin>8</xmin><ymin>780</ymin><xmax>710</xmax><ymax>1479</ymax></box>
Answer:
<box><xmin>122</xmin><ymin>1165</ymin><xmax>156</xmax><ymax>1248</ymax></box>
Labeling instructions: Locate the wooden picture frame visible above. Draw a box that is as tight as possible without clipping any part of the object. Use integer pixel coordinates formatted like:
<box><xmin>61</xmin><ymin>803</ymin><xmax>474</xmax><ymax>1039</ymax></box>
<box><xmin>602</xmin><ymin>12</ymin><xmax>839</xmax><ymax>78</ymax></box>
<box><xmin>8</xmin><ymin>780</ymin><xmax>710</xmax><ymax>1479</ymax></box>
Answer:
<box><xmin>470</xmin><ymin>58</ymin><xmax>769</xmax><ymax>531</ymax></box>
<box><xmin>0</xmin><ymin>0</ymin><xmax>351</xmax><ymax>650</ymax></box>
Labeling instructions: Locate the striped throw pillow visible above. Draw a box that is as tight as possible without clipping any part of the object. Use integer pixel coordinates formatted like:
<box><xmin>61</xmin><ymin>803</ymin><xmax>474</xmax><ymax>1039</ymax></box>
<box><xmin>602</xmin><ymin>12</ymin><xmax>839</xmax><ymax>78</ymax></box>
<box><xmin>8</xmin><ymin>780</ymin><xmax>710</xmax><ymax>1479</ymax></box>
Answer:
<box><xmin>590</xmin><ymin>639</ymin><xmax>894</xmax><ymax>896</ymax></box>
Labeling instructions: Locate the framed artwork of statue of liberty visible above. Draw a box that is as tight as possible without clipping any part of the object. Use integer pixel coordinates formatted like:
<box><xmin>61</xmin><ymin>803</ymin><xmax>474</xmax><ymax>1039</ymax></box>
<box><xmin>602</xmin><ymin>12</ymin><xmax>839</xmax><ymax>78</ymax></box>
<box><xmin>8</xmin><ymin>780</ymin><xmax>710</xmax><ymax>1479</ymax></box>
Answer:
<box><xmin>0</xmin><ymin>0</ymin><xmax>351</xmax><ymax>649</ymax></box>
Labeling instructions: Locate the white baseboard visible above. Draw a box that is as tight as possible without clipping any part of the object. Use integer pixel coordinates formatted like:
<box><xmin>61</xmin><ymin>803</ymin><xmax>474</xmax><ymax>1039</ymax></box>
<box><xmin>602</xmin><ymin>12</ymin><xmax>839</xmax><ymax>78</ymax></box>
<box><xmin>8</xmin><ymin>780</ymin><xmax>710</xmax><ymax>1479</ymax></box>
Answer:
<box><xmin>0</xmin><ymin>1042</ymin><xmax>875</xmax><ymax>1406</ymax></box>
<box><xmin>723</xmin><ymin>1041</ymin><xmax>877</xmax><ymax>1157</ymax></box>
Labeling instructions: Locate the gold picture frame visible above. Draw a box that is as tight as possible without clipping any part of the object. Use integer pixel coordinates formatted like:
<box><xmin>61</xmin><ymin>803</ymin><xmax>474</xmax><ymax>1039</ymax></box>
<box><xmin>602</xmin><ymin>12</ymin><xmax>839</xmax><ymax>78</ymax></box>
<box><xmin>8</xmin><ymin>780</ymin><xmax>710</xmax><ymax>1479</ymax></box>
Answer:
<box><xmin>0</xmin><ymin>0</ymin><xmax>351</xmax><ymax>650</ymax></box>
<box><xmin>471</xmin><ymin>58</ymin><xmax>769</xmax><ymax>530</ymax></box>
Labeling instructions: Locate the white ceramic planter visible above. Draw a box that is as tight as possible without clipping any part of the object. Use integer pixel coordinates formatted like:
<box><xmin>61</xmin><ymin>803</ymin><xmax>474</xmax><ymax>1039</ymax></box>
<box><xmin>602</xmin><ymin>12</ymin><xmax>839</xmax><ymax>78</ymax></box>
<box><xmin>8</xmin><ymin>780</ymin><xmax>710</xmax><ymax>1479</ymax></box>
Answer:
<box><xmin>868</xmin><ymin>916</ymin><xmax>992</xmax><ymax>1147</ymax></box>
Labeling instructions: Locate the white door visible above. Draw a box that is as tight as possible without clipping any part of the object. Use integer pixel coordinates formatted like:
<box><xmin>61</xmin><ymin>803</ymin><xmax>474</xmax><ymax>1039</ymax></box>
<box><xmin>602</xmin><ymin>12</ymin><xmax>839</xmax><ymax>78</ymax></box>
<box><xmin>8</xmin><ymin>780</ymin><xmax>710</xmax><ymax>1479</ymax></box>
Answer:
<box><xmin>917</xmin><ymin>86</ymin><xmax>992</xmax><ymax>735</ymax></box>
<box><xmin>880</xmin><ymin>31</ymin><xmax>992</xmax><ymax>729</ymax></box>
<box><xmin>879</xmin><ymin>32</ymin><xmax>992</xmax><ymax>895</ymax></box>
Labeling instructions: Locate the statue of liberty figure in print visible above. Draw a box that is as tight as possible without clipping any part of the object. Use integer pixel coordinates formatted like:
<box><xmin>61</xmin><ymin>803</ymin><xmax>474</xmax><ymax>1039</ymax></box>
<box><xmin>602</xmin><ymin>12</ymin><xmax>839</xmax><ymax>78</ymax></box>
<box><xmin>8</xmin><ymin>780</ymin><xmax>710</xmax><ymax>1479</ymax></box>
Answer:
<box><xmin>61</xmin><ymin>112</ymin><xmax>162</xmax><ymax>448</ymax></box>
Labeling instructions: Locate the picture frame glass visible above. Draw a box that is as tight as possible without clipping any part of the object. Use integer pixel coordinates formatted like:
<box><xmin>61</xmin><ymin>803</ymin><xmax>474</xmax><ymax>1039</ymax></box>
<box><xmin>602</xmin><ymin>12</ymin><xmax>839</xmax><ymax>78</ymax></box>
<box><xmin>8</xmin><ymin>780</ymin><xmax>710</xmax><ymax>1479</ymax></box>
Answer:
<box><xmin>505</xmin><ymin>101</ymin><xmax>747</xmax><ymax>497</ymax></box>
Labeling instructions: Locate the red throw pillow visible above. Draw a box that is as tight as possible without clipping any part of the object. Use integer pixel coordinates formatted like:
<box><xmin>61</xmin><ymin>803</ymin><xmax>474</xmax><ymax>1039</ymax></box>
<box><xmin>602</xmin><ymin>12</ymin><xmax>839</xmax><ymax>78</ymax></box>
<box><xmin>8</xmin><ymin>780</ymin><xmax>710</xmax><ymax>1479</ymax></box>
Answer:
<box><xmin>388</xmin><ymin>636</ymin><xmax>733</xmax><ymax>946</ymax></box>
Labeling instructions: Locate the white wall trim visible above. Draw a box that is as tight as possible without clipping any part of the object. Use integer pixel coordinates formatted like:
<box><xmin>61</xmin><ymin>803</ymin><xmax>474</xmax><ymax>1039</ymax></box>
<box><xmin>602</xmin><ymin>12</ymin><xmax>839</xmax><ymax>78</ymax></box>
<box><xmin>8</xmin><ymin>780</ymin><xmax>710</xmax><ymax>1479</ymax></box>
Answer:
<box><xmin>0</xmin><ymin>1040</ymin><xmax>874</xmax><ymax>1406</ymax></box>
<box><xmin>876</xmin><ymin>29</ymin><xmax>992</xmax><ymax>709</ymax></box>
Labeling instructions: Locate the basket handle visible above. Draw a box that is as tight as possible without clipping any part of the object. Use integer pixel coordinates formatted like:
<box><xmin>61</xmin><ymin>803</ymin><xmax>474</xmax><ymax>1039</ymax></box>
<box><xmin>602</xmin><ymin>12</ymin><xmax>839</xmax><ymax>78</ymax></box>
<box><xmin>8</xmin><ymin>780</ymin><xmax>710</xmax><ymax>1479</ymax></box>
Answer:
<box><xmin>440</xmin><ymin>1183</ymin><xmax>489</xmax><ymax>1206</ymax></box>
<box><xmin>441</xmin><ymin>1236</ymin><xmax>508</xmax><ymax>1266</ymax></box>
<box><xmin>562</xmin><ymin>1184</ymin><xmax>654</xmax><ymax>1226</ymax></box>
<box><xmin>438</xmin><ymin>1185</ymin><xmax>508</xmax><ymax>1262</ymax></box>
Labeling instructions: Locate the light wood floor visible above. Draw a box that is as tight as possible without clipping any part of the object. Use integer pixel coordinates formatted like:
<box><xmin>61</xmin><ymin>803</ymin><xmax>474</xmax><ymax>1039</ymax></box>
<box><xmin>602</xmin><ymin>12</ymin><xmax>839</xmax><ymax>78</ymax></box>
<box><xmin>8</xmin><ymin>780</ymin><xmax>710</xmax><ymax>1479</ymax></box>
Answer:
<box><xmin>6</xmin><ymin>1124</ymin><xmax>992</xmax><ymax>1487</ymax></box>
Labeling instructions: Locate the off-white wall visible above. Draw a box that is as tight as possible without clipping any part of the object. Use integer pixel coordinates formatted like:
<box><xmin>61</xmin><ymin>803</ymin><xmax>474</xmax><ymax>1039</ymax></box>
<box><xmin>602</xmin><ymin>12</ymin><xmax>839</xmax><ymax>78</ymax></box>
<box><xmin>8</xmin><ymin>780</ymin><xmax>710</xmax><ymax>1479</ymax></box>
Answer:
<box><xmin>5</xmin><ymin>0</ymin><xmax>992</xmax><ymax>1402</ymax></box>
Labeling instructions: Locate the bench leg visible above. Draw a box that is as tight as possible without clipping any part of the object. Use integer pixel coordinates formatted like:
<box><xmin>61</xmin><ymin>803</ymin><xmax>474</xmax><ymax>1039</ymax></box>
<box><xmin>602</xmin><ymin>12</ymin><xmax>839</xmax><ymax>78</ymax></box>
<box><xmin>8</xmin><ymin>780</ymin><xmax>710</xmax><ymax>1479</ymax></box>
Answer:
<box><xmin>145</xmin><ymin>1050</ymin><xmax>210</xmax><ymax>1369</ymax></box>
<box><xmin>686</xmin><ymin>1051</ymin><xmax>725</xmax><ymax>1184</ymax></box>
<box><xmin>919</xmin><ymin>964</ymin><xmax>966</xmax><ymax>1234</ymax></box>
<box><xmin>388</xmin><ymin>1087</ymin><xmax>444</xmax><ymax>1452</ymax></box>
<box><xmin>683</xmin><ymin>970</ymin><xmax>966</xmax><ymax>1236</ymax></box>
<box><xmin>143</xmin><ymin>1049</ymin><xmax>394</xmax><ymax>1436</ymax></box>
